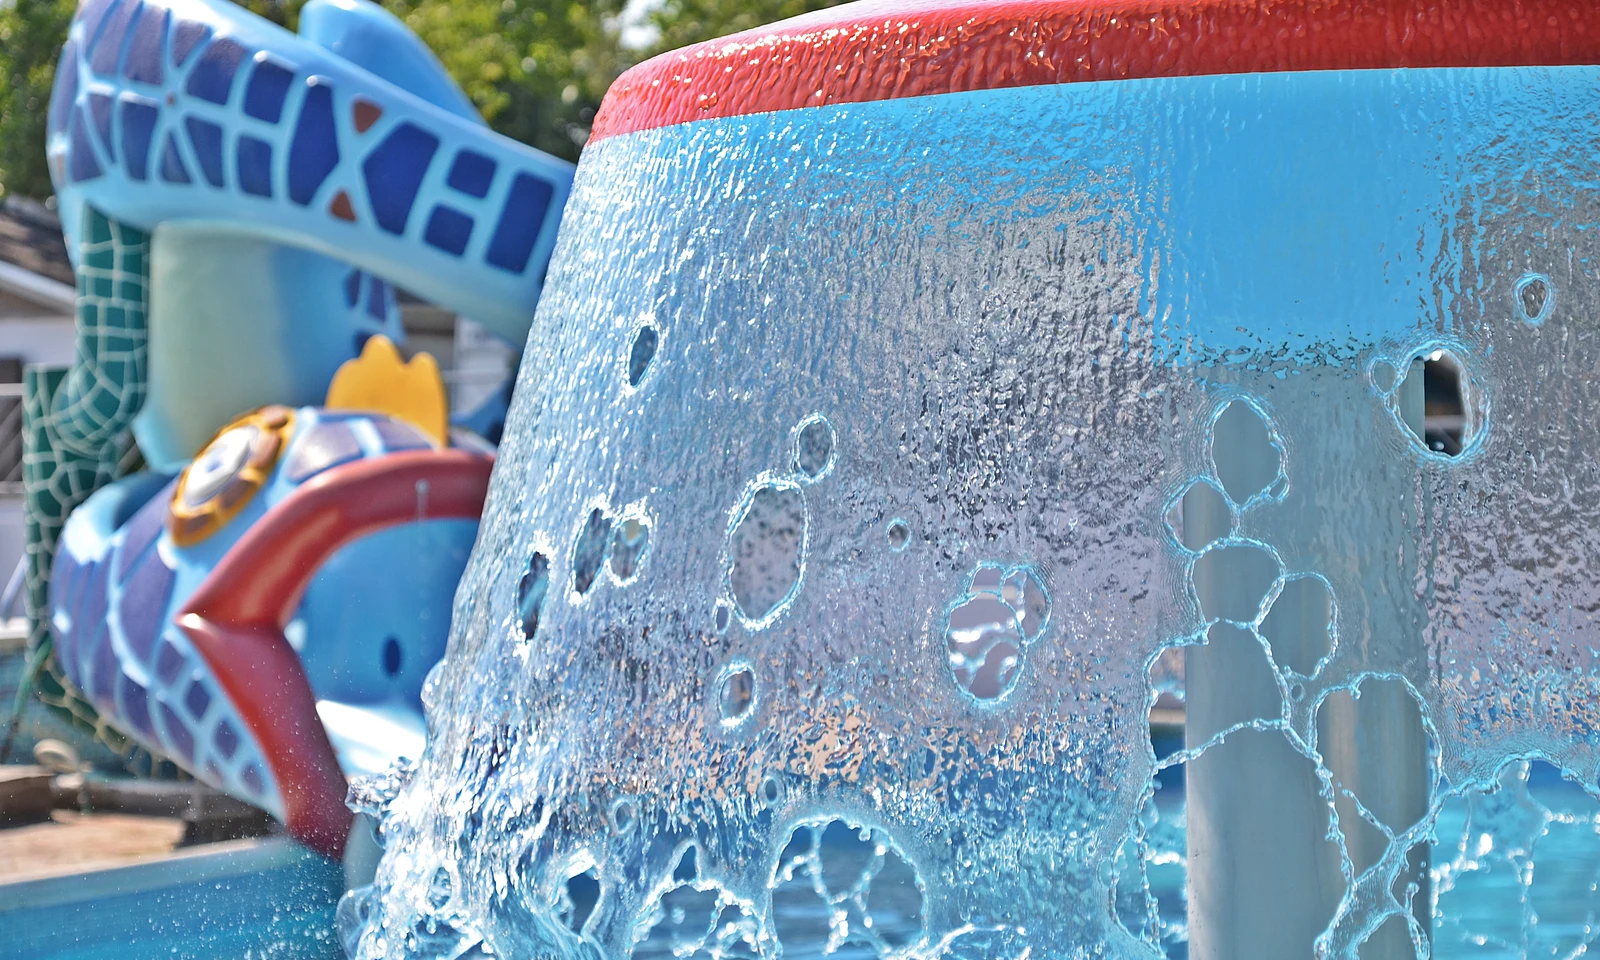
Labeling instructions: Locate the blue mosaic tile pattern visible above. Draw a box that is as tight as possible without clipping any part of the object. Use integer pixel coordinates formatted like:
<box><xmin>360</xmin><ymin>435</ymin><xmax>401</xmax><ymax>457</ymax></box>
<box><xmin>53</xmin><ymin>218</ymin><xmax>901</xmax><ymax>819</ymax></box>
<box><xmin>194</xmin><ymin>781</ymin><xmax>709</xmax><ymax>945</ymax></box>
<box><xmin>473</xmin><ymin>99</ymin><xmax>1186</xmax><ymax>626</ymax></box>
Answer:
<box><xmin>118</xmin><ymin>95</ymin><xmax>160</xmax><ymax>181</ymax></box>
<box><xmin>47</xmin><ymin>0</ymin><xmax>575</xmax><ymax>341</ymax></box>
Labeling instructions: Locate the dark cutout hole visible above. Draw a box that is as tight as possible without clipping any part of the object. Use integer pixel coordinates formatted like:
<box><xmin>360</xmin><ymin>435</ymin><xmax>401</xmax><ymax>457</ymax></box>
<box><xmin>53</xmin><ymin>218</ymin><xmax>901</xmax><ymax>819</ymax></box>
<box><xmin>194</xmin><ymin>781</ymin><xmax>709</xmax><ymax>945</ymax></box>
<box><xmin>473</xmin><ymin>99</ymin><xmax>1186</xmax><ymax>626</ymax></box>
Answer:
<box><xmin>572</xmin><ymin>508</ymin><xmax>613</xmax><ymax>595</ymax></box>
<box><xmin>720</xmin><ymin>666</ymin><xmax>754</xmax><ymax>722</ymax></box>
<box><xmin>381</xmin><ymin>636</ymin><xmax>402</xmax><ymax>677</ymax></box>
<box><xmin>1401</xmin><ymin>350</ymin><xmax>1469</xmax><ymax>457</ymax></box>
<box><xmin>714</xmin><ymin>602</ymin><xmax>732</xmax><ymax>634</ymax></box>
<box><xmin>562</xmin><ymin>869</ymin><xmax>599</xmax><ymax>933</ymax></box>
<box><xmin>518</xmin><ymin>552</ymin><xmax>550</xmax><ymax>640</ymax></box>
<box><xmin>1518</xmin><ymin>275</ymin><xmax>1550</xmax><ymax>324</ymax></box>
<box><xmin>627</xmin><ymin>324</ymin><xmax>659</xmax><ymax>387</ymax></box>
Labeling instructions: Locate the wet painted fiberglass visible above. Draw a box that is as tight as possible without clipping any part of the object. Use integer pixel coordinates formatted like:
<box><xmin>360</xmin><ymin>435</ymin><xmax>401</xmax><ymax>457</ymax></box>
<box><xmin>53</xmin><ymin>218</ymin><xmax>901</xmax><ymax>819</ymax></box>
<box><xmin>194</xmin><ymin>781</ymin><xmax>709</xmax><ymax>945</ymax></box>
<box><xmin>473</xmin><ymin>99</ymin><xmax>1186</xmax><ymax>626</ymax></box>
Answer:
<box><xmin>345</xmin><ymin>66</ymin><xmax>1600</xmax><ymax>958</ymax></box>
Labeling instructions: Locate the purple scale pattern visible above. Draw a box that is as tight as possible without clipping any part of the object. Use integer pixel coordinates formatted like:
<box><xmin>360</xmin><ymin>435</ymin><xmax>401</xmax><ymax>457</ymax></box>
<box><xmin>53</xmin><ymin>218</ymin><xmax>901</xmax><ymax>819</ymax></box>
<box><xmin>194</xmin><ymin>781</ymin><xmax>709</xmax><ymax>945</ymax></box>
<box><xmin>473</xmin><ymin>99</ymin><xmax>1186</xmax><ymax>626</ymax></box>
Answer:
<box><xmin>122</xmin><ymin>4</ymin><xmax>167</xmax><ymax>85</ymax></box>
<box><xmin>117</xmin><ymin>674</ymin><xmax>155</xmax><ymax>739</ymax></box>
<box><xmin>115</xmin><ymin>481</ymin><xmax>171</xmax><ymax>581</ymax></box>
<box><xmin>158</xmin><ymin>702</ymin><xmax>194</xmax><ymax>763</ymax></box>
<box><xmin>183</xmin><ymin>678</ymin><xmax>211</xmax><ymax>720</ymax></box>
<box><xmin>116</xmin><ymin>546</ymin><xmax>176</xmax><ymax>665</ymax></box>
<box><xmin>170</xmin><ymin>19</ymin><xmax>211</xmax><ymax>68</ymax></box>
<box><xmin>214</xmin><ymin>718</ymin><xmax>240</xmax><ymax>760</ymax></box>
<box><xmin>154</xmin><ymin>635</ymin><xmax>186</xmax><ymax>685</ymax></box>
<box><xmin>90</xmin><ymin>624</ymin><xmax>118</xmax><ymax>706</ymax></box>
<box><xmin>285</xmin><ymin>421</ymin><xmax>363</xmax><ymax>482</ymax></box>
<box><xmin>89</xmin><ymin>0</ymin><xmax>141</xmax><ymax>76</ymax></box>
<box><xmin>240</xmin><ymin>764</ymin><xmax>265</xmax><ymax>800</ymax></box>
<box><xmin>373</xmin><ymin>417</ymin><xmax>431</xmax><ymax>452</ymax></box>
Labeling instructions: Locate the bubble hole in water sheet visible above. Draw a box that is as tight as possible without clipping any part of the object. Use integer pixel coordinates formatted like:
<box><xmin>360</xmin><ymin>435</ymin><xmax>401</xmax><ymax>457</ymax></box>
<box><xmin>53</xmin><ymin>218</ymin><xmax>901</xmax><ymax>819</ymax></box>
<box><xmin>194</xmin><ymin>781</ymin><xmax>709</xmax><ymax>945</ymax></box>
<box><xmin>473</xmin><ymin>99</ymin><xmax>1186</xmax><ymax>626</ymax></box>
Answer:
<box><xmin>609</xmin><ymin>513</ymin><xmax>651</xmax><ymax>584</ymax></box>
<box><xmin>885</xmin><ymin>518</ymin><xmax>910</xmax><ymax>551</ymax></box>
<box><xmin>518</xmin><ymin>552</ymin><xmax>551</xmax><ymax>641</ymax></box>
<box><xmin>572</xmin><ymin>507</ymin><xmax>614</xmax><ymax>596</ymax></box>
<box><xmin>943</xmin><ymin>562</ymin><xmax>1051</xmax><ymax>702</ymax></box>
<box><xmin>627</xmin><ymin>323</ymin><xmax>660</xmax><ymax>388</ymax></box>
<box><xmin>717</xmin><ymin>662</ymin><xmax>755</xmax><ymax>725</ymax></box>
<box><xmin>1165</xmin><ymin>479</ymin><xmax>1232</xmax><ymax>555</ymax></box>
<box><xmin>1514</xmin><ymin>273</ymin><xmax>1554</xmax><ymax>326</ymax></box>
<box><xmin>632</xmin><ymin>846</ymin><xmax>765</xmax><ymax>960</ymax></box>
<box><xmin>792</xmin><ymin>414</ymin><xmax>836</xmax><ymax>481</ymax></box>
<box><xmin>1390</xmin><ymin>345</ymin><xmax>1481</xmax><ymax>459</ymax></box>
<box><xmin>726</xmin><ymin>478</ymin><xmax>807</xmax><ymax>628</ymax></box>
<box><xmin>1208</xmin><ymin>400</ymin><xmax>1285</xmax><ymax>508</ymax></box>
<box><xmin>770</xmin><ymin>817</ymin><xmax>927</xmax><ymax>958</ymax></box>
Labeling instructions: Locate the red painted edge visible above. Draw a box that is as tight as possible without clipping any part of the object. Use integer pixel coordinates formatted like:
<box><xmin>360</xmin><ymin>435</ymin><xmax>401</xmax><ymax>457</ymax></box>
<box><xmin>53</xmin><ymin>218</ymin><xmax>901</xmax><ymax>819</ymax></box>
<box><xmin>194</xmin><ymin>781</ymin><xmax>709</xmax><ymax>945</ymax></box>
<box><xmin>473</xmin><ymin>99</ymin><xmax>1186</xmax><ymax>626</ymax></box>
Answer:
<box><xmin>178</xmin><ymin>449</ymin><xmax>494</xmax><ymax>857</ymax></box>
<box><xmin>592</xmin><ymin>0</ymin><xmax>1600</xmax><ymax>142</ymax></box>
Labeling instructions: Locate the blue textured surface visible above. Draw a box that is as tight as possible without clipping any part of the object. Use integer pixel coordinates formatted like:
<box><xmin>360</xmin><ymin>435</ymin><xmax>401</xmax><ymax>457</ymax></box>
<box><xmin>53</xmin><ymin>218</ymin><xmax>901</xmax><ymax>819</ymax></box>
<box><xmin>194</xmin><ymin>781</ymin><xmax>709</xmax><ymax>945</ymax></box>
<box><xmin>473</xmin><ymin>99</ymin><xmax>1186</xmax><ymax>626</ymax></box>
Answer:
<box><xmin>236</xmin><ymin>134</ymin><xmax>273</xmax><ymax>197</ymax></box>
<box><xmin>118</xmin><ymin>95</ymin><xmax>159</xmax><ymax>181</ymax></box>
<box><xmin>183</xmin><ymin>115</ymin><xmax>224</xmax><ymax>186</ymax></box>
<box><xmin>48</xmin><ymin>0</ymin><xmax>573</xmax><ymax>341</ymax></box>
<box><xmin>170</xmin><ymin>17</ymin><xmax>210</xmax><ymax>67</ymax></box>
<box><xmin>88</xmin><ymin>0</ymin><xmax>139</xmax><ymax>75</ymax></box>
<box><xmin>423</xmin><ymin>204</ymin><xmax>472</xmax><ymax>256</ymax></box>
<box><xmin>67</xmin><ymin>107</ymin><xmax>102</xmax><ymax>182</ymax></box>
<box><xmin>48</xmin><ymin>41</ymin><xmax>78</xmax><ymax>137</ymax></box>
<box><xmin>123</xmin><ymin>4</ymin><xmax>167</xmax><ymax>85</ymax></box>
<box><xmin>361</xmin><ymin>122</ymin><xmax>439</xmax><ymax>235</ymax></box>
<box><xmin>243</xmin><ymin>56</ymin><xmax>293</xmax><ymax>123</ymax></box>
<box><xmin>485</xmin><ymin>172</ymin><xmax>551</xmax><ymax>273</ymax></box>
<box><xmin>158</xmin><ymin>131</ymin><xmax>189</xmax><ymax>183</ymax></box>
<box><xmin>87</xmin><ymin>92</ymin><xmax>116</xmax><ymax>160</ymax></box>
<box><xmin>447</xmin><ymin>149</ymin><xmax>495</xmax><ymax>198</ymax></box>
<box><xmin>184</xmin><ymin>35</ymin><xmax>246</xmax><ymax>105</ymax></box>
<box><xmin>287</xmin><ymin>78</ymin><xmax>338</xmax><ymax>205</ymax></box>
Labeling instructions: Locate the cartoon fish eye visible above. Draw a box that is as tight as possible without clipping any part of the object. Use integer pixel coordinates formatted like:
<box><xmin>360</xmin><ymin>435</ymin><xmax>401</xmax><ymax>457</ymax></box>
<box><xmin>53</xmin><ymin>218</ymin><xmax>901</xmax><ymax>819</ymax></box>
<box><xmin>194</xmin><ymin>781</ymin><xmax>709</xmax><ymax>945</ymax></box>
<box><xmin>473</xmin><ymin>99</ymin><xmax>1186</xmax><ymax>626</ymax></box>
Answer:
<box><xmin>180</xmin><ymin>425</ymin><xmax>261</xmax><ymax>508</ymax></box>
<box><xmin>167</xmin><ymin>406</ymin><xmax>295</xmax><ymax>546</ymax></box>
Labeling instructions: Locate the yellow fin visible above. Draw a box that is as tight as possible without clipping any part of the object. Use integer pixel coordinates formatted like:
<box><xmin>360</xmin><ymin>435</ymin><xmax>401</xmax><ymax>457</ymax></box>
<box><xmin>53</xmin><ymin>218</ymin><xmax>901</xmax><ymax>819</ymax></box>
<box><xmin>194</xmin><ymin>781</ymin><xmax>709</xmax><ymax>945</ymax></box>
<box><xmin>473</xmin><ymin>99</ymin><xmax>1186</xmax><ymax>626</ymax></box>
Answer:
<box><xmin>325</xmin><ymin>335</ymin><xmax>449</xmax><ymax>446</ymax></box>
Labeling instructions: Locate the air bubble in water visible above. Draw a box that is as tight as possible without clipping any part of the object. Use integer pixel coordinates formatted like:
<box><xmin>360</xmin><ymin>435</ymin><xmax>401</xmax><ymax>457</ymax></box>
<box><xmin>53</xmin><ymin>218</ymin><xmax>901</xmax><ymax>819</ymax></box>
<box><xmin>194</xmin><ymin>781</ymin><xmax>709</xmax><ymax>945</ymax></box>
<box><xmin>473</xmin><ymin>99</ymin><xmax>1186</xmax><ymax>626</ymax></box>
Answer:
<box><xmin>886</xmin><ymin>518</ymin><xmax>910</xmax><ymax>551</ymax></box>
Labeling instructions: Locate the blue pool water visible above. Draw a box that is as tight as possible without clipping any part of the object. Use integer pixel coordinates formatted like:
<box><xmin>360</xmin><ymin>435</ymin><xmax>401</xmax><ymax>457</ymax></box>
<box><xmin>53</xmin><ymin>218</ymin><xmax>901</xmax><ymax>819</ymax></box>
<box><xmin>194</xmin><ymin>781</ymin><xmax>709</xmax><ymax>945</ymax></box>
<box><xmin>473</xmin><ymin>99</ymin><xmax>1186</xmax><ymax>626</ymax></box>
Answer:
<box><xmin>3</xmin><ymin>760</ymin><xmax>1596</xmax><ymax>959</ymax></box>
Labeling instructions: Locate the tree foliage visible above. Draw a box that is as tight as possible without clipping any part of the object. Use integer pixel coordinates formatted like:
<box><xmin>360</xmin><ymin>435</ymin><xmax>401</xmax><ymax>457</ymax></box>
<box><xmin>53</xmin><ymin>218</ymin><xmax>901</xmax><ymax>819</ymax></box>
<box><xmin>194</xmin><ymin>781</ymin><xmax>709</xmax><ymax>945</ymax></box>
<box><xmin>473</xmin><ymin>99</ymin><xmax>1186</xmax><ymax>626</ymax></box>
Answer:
<box><xmin>0</xmin><ymin>0</ymin><xmax>77</xmax><ymax>200</ymax></box>
<box><xmin>0</xmin><ymin>0</ymin><xmax>852</xmax><ymax>199</ymax></box>
<box><xmin>641</xmin><ymin>0</ymin><xmax>851</xmax><ymax>60</ymax></box>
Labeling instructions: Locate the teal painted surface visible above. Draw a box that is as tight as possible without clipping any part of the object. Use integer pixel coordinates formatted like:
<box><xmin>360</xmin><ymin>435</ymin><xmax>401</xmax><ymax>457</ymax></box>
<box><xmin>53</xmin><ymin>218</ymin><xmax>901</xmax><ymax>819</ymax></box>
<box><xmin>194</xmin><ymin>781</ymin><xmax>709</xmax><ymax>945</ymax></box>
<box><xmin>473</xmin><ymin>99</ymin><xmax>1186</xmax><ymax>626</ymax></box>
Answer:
<box><xmin>0</xmin><ymin>839</ymin><xmax>343</xmax><ymax>960</ymax></box>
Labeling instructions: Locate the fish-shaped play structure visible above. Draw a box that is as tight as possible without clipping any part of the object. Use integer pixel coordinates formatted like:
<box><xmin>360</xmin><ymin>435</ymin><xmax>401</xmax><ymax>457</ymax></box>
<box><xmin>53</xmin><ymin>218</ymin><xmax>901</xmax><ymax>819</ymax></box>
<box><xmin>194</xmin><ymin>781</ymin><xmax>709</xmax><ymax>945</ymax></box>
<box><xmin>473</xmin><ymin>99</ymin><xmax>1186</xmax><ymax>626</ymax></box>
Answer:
<box><xmin>25</xmin><ymin>0</ymin><xmax>573</xmax><ymax>856</ymax></box>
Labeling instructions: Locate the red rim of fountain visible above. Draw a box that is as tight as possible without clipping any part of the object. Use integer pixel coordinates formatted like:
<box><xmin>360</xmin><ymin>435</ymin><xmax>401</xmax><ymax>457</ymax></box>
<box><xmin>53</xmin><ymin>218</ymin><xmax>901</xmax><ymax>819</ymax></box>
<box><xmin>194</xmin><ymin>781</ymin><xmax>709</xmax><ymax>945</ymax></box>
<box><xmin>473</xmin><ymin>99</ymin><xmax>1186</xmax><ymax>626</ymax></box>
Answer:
<box><xmin>592</xmin><ymin>0</ymin><xmax>1600</xmax><ymax>142</ymax></box>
